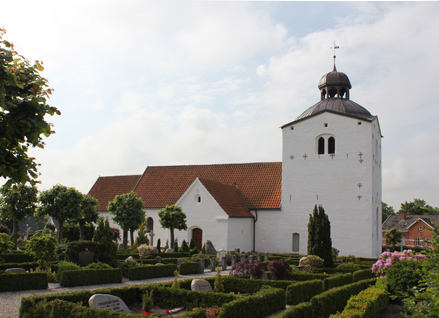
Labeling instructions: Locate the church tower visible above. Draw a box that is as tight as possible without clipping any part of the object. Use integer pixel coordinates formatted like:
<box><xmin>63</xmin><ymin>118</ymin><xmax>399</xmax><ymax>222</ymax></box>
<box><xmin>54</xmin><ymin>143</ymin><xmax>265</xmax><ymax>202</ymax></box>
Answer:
<box><xmin>280</xmin><ymin>64</ymin><xmax>382</xmax><ymax>258</ymax></box>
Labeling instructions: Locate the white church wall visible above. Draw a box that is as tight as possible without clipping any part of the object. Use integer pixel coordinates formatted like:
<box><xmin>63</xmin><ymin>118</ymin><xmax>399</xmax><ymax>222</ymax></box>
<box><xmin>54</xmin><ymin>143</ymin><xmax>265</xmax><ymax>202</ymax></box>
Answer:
<box><xmin>281</xmin><ymin>112</ymin><xmax>380</xmax><ymax>257</ymax></box>
<box><xmin>227</xmin><ymin>218</ymin><xmax>254</xmax><ymax>252</ymax></box>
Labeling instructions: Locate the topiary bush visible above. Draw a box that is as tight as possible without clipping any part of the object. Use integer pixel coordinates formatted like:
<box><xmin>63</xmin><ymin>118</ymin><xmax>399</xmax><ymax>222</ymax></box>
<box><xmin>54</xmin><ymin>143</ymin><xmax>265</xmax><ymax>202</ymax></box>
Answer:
<box><xmin>335</xmin><ymin>262</ymin><xmax>361</xmax><ymax>272</ymax></box>
<box><xmin>85</xmin><ymin>262</ymin><xmax>113</xmax><ymax>270</ymax></box>
<box><xmin>56</xmin><ymin>260</ymin><xmax>80</xmax><ymax>281</ymax></box>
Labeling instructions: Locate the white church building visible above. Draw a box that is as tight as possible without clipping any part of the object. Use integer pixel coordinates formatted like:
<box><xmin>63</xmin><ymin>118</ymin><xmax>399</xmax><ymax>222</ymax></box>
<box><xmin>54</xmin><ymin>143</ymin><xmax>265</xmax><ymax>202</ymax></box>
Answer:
<box><xmin>89</xmin><ymin>65</ymin><xmax>382</xmax><ymax>258</ymax></box>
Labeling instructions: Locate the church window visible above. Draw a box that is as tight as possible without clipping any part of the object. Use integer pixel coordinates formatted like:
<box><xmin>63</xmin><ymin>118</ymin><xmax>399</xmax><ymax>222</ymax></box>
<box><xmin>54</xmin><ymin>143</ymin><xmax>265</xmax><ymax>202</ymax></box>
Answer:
<box><xmin>146</xmin><ymin>217</ymin><xmax>153</xmax><ymax>233</ymax></box>
<box><xmin>415</xmin><ymin>237</ymin><xmax>420</xmax><ymax>246</ymax></box>
<box><xmin>292</xmin><ymin>233</ymin><xmax>300</xmax><ymax>253</ymax></box>
<box><xmin>318</xmin><ymin>137</ymin><xmax>325</xmax><ymax>154</ymax></box>
<box><xmin>357</xmin><ymin>121</ymin><xmax>362</xmax><ymax>125</ymax></box>
<box><xmin>290</xmin><ymin>126</ymin><xmax>294</xmax><ymax>130</ymax></box>
<box><xmin>324</xmin><ymin>123</ymin><xmax>328</xmax><ymax>127</ymax></box>
<box><xmin>328</xmin><ymin>137</ymin><xmax>335</xmax><ymax>154</ymax></box>
<box><xmin>195</xmin><ymin>194</ymin><xmax>201</xmax><ymax>203</ymax></box>
<box><xmin>419</xmin><ymin>226</ymin><xmax>424</xmax><ymax>232</ymax></box>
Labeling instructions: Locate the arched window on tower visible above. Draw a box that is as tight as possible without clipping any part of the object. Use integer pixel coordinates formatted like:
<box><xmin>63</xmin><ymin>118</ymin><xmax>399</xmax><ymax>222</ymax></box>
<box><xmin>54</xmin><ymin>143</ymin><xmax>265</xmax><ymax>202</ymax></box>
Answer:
<box><xmin>318</xmin><ymin>137</ymin><xmax>325</xmax><ymax>154</ymax></box>
<box><xmin>292</xmin><ymin>233</ymin><xmax>300</xmax><ymax>253</ymax></box>
<box><xmin>328</xmin><ymin>137</ymin><xmax>335</xmax><ymax>154</ymax></box>
<box><xmin>146</xmin><ymin>217</ymin><xmax>153</xmax><ymax>233</ymax></box>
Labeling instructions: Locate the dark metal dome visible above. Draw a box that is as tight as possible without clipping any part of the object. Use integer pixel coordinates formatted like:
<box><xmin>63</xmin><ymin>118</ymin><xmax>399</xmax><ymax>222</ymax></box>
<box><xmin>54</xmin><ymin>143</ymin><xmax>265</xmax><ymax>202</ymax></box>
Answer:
<box><xmin>318</xmin><ymin>67</ymin><xmax>352</xmax><ymax>90</ymax></box>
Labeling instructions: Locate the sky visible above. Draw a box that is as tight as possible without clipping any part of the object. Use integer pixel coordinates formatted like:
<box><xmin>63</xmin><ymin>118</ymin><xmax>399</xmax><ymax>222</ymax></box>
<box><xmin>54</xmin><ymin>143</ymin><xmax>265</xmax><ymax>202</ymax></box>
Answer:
<box><xmin>1</xmin><ymin>1</ymin><xmax>439</xmax><ymax>212</ymax></box>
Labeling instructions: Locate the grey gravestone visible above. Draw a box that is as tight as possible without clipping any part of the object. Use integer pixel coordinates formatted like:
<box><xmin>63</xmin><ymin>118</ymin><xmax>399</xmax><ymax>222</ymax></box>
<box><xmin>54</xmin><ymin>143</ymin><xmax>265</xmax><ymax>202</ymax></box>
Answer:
<box><xmin>205</xmin><ymin>240</ymin><xmax>217</xmax><ymax>255</ymax></box>
<box><xmin>156</xmin><ymin>256</ymin><xmax>162</xmax><ymax>263</ymax></box>
<box><xmin>264</xmin><ymin>252</ymin><xmax>269</xmax><ymax>262</ymax></box>
<box><xmin>248</xmin><ymin>254</ymin><xmax>253</xmax><ymax>261</ymax></box>
<box><xmin>198</xmin><ymin>258</ymin><xmax>205</xmax><ymax>274</ymax></box>
<box><xmin>232</xmin><ymin>255</ymin><xmax>237</xmax><ymax>267</ymax></box>
<box><xmin>78</xmin><ymin>250</ymin><xmax>95</xmax><ymax>266</ymax></box>
<box><xmin>177</xmin><ymin>258</ymin><xmax>183</xmax><ymax>266</ymax></box>
<box><xmin>257</xmin><ymin>253</ymin><xmax>262</xmax><ymax>262</ymax></box>
<box><xmin>89</xmin><ymin>294</ymin><xmax>131</xmax><ymax>313</ymax></box>
<box><xmin>6</xmin><ymin>268</ymin><xmax>26</xmax><ymax>273</ymax></box>
<box><xmin>165</xmin><ymin>248</ymin><xmax>174</xmax><ymax>253</ymax></box>
<box><xmin>191</xmin><ymin>279</ymin><xmax>213</xmax><ymax>292</ymax></box>
<box><xmin>210</xmin><ymin>257</ymin><xmax>216</xmax><ymax>272</ymax></box>
<box><xmin>221</xmin><ymin>256</ymin><xmax>227</xmax><ymax>270</ymax></box>
<box><xmin>125</xmin><ymin>256</ymin><xmax>134</xmax><ymax>262</ymax></box>
<box><xmin>217</xmin><ymin>249</ymin><xmax>226</xmax><ymax>261</ymax></box>
<box><xmin>155</xmin><ymin>263</ymin><xmax>165</xmax><ymax>266</ymax></box>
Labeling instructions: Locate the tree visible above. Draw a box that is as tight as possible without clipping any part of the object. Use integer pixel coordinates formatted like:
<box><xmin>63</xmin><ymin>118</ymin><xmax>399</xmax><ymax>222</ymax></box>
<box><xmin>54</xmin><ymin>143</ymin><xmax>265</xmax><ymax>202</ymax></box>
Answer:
<box><xmin>0</xmin><ymin>28</ymin><xmax>60</xmax><ymax>189</ymax></box>
<box><xmin>77</xmin><ymin>194</ymin><xmax>98</xmax><ymax>241</ymax></box>
<box><xmin>93</xmin><ymin>217</ymin><xmax>117</xmax><ymax>267</ymax></box>
<box><xmin>0</xmin><ymin>184</ymin><xmax>38</xmax><ymax>249</ymax></box>
<box><xmin>158</xmin><ymin>205</ymin><xmax>187</xmax><ymax>249</ymax></box>
<box><xmin>307</xmin><ymin>204</ymin><xmax>333</xmax><ymax>268</ymax></box>
<box><xmin>385</xmin><ymin>227</ymin><xmax>402</xmax><ymax>248</ymax></box>
<box><xmin>399</xmin><ymin>198</ymin><xmax>439</xmax><ymax>215</ymax></box>
<box><xmin>382</xmin><ymin>201</ymin><xmax>396</xmax><ymax>223</ymax></box>
<box><xmin>37</xmin><ymin>184</ymin><xmax>83</xmax><ymax>242</ymax></box>
<box><xmin>26</xmin><ymin>233</ymin><xmax>57</xmax><ymax>269</ymax></box>
<box><xmin>107</xmin><ymin>192</ymin><xmax>145</xmax><ymax>249</ymax></box>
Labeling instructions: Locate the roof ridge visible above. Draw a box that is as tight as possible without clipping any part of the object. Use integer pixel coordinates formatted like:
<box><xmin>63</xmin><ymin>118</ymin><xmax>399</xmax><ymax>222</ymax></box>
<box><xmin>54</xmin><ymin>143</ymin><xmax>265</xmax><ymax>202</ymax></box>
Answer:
<box><xmin>146</xmin><ymin>161</ymin><xmax>281</xmax><ymax>168</ymax></box>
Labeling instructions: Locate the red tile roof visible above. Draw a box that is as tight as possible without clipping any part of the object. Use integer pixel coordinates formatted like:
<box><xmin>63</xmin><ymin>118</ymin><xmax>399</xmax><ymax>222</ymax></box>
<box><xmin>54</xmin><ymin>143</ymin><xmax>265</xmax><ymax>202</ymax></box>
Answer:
<box><xmin>198</xmin><ymin>178</ymin><xmax>254</xmax><ymax>218</ymax></box>
<box><xmin>88</xmin><ymin>175</ymin><xmax>142</xmax><ymax>211</ymax></box>
<box><xmin>134</xmin><ymin>162</ymin><xmax>281</xmax><ymax>209</ymax></box>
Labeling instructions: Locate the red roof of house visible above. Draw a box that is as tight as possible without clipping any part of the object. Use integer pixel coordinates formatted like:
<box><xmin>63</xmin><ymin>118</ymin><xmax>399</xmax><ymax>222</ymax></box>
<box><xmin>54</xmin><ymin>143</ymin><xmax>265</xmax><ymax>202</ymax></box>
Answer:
<box><xmin>134</xmin><ymin>162</ymin><xmax>281</xmax><ymax>209</ymax></box>
<box><xmin>88</xmin><ymin>175</ymin><xmax>142</xmax><ymax>211</ymax></box>
<box><xmin>198</xmin><ymin>178</ymin><xmax>254</xmax><ymax>218</ymax></box>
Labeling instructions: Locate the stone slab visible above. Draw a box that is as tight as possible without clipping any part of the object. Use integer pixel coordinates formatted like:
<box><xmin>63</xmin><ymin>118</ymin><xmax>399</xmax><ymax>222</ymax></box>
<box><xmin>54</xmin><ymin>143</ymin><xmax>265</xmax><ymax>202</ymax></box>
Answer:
<box><xmin>89</xmin><ymin>294</ymin><xmax>131</xmax><ymax>313</ymax></box>
<box><xmin>5</xmin><ymin>268</ymin><xmax>26</xmax><ymax>273</ymax></box>
<box><xmin>191</xmin><ymin>279</ymin><xmax>213</xmax><ymax>292</ymax></box>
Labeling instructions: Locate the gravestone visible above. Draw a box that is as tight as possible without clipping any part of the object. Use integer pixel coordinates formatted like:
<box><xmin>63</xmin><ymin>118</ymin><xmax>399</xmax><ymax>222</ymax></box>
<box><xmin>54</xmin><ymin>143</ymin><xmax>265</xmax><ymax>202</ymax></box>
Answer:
<box><xmin>209</xmin><ymin>257</ymin><xmax>216</xmax><ymax>272</ymax></box>
<box><xmin>217</xmin><ymin>249</ymin><xmax>226</xmax><ymax>261</ymax></box>
<box><xmin>248</xmin><ymin>254</ymin><xmax>253</xmax><ymax>261</ymax></box>
<box><xmin>264</xmin><ymin>252</ymin><xmax>269</xmax><ymax>262</ymax></box>
<box><xmin>299</xmin><ymin>257</ymin><xmax>307</xmax><ymax>266</ymax></box>
<box><xmin>191</xmin><ymin>279</ymin><xmax>213</xmax><ymax>292</ymax></box>
<box><xmin>198</xmin><ymin>258</ymin><xmax>205</xmax><ymax>274</ymax></box>
<box><xmin>257</xmin><ymin>253</ymin><xmax>262</xmax><ymax>262</ymax></box>
<box><xmin>177</xmin><ymin>258</ymin><xmax>183</xmax><ymax>266</ymax></box>
<box><xmin>221</xmin><ymin>257</ymin><xmax>227</xmax><ymax>270</ymax></box>
<box><xmin>125</xmin><ymin>256</ymin><xmax>134</xmax><ymax>262</ymax></box>
<box><xmin>156</xmin><ymin>256</ymin><xmax>162</xmax><ymax>263</ymax></box>
<box><xmin>205</xmin><ymin>240</ymin><xmax>217</xmax><ymax>255</ymax></box>
<box><xmin>232</xmin><ymin>255</ymin><xmax>237</xmax><ymax>267</ymax></box>
<box><xmin>155</xmin><ymin>263</ymin><xmax>165</xmax><ymax>266</ymax></box>
<box><xmin>79</xmin><ymin>250</ymin><xmax>95</xmax><ymax>266</ymax></box>
<box><xmin>89</xmin><ymin>294</ymin><xmax>131</xmax><ymax>313</ymax></box>
<box><xmin>6</xmin><ymin>268</ymin><xmax>26</xmax><ymax>273</ymax></box>
<box><xmin>165</xmin><ymin>248</ymin><xmax>174</xmax><ymax>253</ymax></box>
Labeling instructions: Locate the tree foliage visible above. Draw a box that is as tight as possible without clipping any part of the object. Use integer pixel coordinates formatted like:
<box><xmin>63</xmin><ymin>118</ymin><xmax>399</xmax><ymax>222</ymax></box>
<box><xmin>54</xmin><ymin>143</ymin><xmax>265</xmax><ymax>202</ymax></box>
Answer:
<box><xmin>307</xmin><ymin>204</ymin><xmax>333</xmax><ymax>268</ymax></box>
<box><xmin>399</xmin><ymin>198</ymin><xmax>439</xmax><ymax>215</ymax></box>
<box><xmin>0</xmin><ymin>183</ymin><xmax>38</xmax><ymax>249</ymax></box>
<box><xmin>93</xmin><ymin>217</ymin><xmax>117</xmax><ymax>267</ymax></box>
<box><xmin>382</xmin><ymin>201</ymin><xmax>396</xmax><ymax>222</ymax></box>
<box><xmin>75</xmin><ymin>193</ymin><xmax>98</xmax><ymax>240</ymax></box>
<box><xmin>0</xmin><ymin>232</ymin><xmax>13</xmax><ymax>255</ymax></box>
<box><xmin>107</xmin><ymin>192</ymin><xmax>145</xmax><ymax>249</ymax></box>
<box><xmin>25</xmin><ymin>233</ymin><xmax>57</xmax><ymax>269</ymax></box>
<box><xmin>385</xmin><ymin>227</ymin><xmax>402</xmax><ymax>248</ymax></box>
<box><xmin>158</xmin><ymin>205</ymin><xmax>187</xmax><ymax>248</ymax></box>
<box><xmin>0</xmin><ymin>28</ymin><xmax>60</xmax><ymax>189</ymax></box>
<box><xmin>37</xmin><ymin>184</ymin><xmax>83</xmax><ymax>242</ymax></box>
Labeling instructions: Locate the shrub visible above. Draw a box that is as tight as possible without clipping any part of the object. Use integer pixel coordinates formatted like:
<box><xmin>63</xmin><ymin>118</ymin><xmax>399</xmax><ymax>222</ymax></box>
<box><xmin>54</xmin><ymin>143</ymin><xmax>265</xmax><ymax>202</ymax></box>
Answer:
<box><xmin>0</xmin><ymin>233</ymin><xmax>13</xmax><ymax>255</ymax></box>
<box><xmin>137</xmin><ymin>244</ymin><xmax>155</xmax><ymax>262</ymax></box>
<box><xmin>386</xmin><ymin>260</ymin><xmax>421</xmax><ymax>296</ymax></box>
<box><xmin>353</xmin><ymin>269</ymin><xmax>374</xmax><ymax>282</ymax></box>
<box><xmin>179</xmin><ymin>239</ymin><xmax>190</xmax><ymax>253</ymax></box>
<box><xmin>214</xmin><ymin>267</ymin><xmax>225</xmax><ymax>293</ymax></box>
<box><xmin>229</xmin><ymin>258</ymin><xmax>265</xmax><ymax>279</ymax></box>
<box><xmin>142</xmin><ymin>290</ymin><xmax>154</xmax><ymax>311</ymax></box>
<box><xmin>286</xmin><ymin>279</ymin><xmax>323</xmax><ymax>305</ymax></box>
<box><xmin>65</xmin><ymin>240</ymin><xmax>100</xmax><ymax>265</ymax></box>
<box><xmin>56</xmin><ymin>260</ymin><xmax>80</xmax><ymax>281</ymax></box>
<box><xmin>323</xmin><ymin>273</ymin><xmax>353</xmax><ymax>291</ymax></box>
<box><xmin>85</xmin><ymin>262</ymin><xmax>113</xmax><ymax>270</ymax></box>
<box><xmin>335</xmin><ymin>262</ymin><xmax>361</xmax><ymax>272</ymax></box>
<box><xmin>179</xmin><ymin>261</ymin><xmax>200</xmax><ymax>275</ymax></box>
<box><xmin>0</xmin><ymin>272</ymin><xmax>47</xmax><ymax>292</ymax></box>
<box><xmin>338</xmin><ymin>255</ymin><xmax>356</xmax><ymax>263</ymax></box>
<box><xmin>128</xmin><ymin>264</ymin><xmax>177</xmax><ymax>280</ymax></box>
<box><xmin>267</xmin><ymin>259</ymin><xmax>293</xmax><ymax>280</ymax></box>
<box><xmin>60</xmin><ymin>268</ymin><xmax>122</xmax><ymax>287</ymax></box>
<box><xmin>0</xmin><ymin>222</ymin><xmax>10</xmax><ymax>234</ymax></box>
<box><xmin>118</xmin><ymin>258</ymin><xmax>139</xmax><ymax>277</ymax></box>
<box><xmin>301</xmin><ymin>255</ymin><xmax>324</xmax><ymax>273</ymax></box>
<box><xmin>372</xmin><ymin>249</ymin><xmax>427</xmax><ymax>277</ymax></box>
<box><xmin>26</xmin><ymin>233</ymin><xmax>57</xmax><ymax>269</ymax></box>
<box><xmin>274</xmin><ymin>302</ymin><xmax>313</xmax><ymax>318</ymax></box>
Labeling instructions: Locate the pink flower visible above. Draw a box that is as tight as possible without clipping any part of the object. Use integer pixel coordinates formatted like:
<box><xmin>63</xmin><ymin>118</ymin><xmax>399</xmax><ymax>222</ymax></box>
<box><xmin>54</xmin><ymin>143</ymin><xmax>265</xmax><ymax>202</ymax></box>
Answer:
<box><xmin>141</xmin><ymin>311</ymin><xmax>150</xmax><ymax>315</ymax></box>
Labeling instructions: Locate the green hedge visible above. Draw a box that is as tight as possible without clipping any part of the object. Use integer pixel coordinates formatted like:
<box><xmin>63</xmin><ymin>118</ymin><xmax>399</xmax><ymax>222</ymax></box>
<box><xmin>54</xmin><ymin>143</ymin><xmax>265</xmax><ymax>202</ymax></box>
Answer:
<box><xmin>272</xmin><ymin>302</ymin><xmax>313</xmax><ymax>318</ymax></box>
<box><xmin>353</xmin><ymin>269</ymin><xmax>374</xmax><ymax>282</ymax></box>
<box><xmin>290</xmin><ymin>272</ymin><xmax>329</xmax><ymax>281</ymax></box>
<box><xmin>329</xmin><ymin>286</ymin><xmax>388</xmax><ymax>318</ymax></box>
<box><xmin>0</xmin><ymin>261</ymin><xmax>39</xmax><ymax>271</ymax></box>
<box><xmin>0</xmin><ymin>272</ymin><xmax>47</xmax><ymax>292</ymax></box>
<box><xmin>286</xmin><ymin>279</ymin><xmax>323</xmax><ymax>305</ymax></box>
<box><xmin>310</xmin><ymin>278</ymin><xmax>377</xmax><ymax>318</ymax></box>
<box><xmin>0</xmin><ymin>252</ymin><xmax>34</xmax><ymax>263</ymax></box>
<box><xmin>60</xmin><ymin>269</ymin><xmax>122</xmax><ymax>287</ymax></box>
<box><xmin>219</xmin><ymin>287</ymin><xmax>285</xmax><ymax>318</ymax></box>
<box><xmin>179</xmin><ymin>261</ymin><xmax>200</xmax><ymax>275</ymax></box>
<box><xmin>128</xmin><ymin>264</ymin><xmax>177</xmax><ymax>280</ymax></box>
<box><xmin>323</xmin><ymin>273</ymin><xmax>353</xmax><ymax>291</ymax></box>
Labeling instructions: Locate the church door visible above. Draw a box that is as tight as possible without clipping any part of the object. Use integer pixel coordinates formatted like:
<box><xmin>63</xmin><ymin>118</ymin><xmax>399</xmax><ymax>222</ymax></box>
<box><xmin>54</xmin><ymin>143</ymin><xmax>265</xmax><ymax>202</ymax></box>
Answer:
<box><xmin>192</xmin><ymin>228</ymin><xmax>203</xmax><ymax>251</ymax></box>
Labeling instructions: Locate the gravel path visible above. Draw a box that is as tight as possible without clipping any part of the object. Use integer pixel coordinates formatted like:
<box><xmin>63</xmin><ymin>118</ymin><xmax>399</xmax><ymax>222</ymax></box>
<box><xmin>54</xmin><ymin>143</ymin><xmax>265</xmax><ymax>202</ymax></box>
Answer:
<box><xmin>0</xmin><ymin>269</ymin><xmax>225</xmax><ymax>318</ymax></box>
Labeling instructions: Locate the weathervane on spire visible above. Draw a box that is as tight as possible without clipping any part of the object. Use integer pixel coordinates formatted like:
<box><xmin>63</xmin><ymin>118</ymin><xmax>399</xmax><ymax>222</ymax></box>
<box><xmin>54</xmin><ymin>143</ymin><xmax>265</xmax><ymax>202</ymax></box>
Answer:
<box><xmin>330</xmin><ymin>41</ymin><xmax>339</xmax><ymax>70</ymax></box>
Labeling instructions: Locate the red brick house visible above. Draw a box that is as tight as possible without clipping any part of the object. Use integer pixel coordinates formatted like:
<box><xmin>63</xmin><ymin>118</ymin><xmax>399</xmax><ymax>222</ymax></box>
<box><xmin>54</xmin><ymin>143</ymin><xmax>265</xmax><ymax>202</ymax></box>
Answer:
<box><xmin>382</xmin><ymin>212</ymin><xmax>438</xmax><ymax>248</ymax></box>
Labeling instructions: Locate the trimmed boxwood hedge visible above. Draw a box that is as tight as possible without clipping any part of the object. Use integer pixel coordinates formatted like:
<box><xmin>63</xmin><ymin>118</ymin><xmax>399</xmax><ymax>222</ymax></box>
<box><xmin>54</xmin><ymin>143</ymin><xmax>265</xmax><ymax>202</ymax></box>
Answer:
<box><xmin>286</xmin><ymin>279</ymin><xmax>323</xmax><ymax>305</ymax></box>
<box><xmin>179</xmin><ymin>261</ymin><xmax>200</xmax><ymax>275</ymax></box>
<box><xmin>310</xmin><ymin>278</ymin><xmax>377</xmax><ymax>318</ymax></box>
<box><xmin>60</xmin><ymin>268</ymin><xmax>122</xmax><ymax>287</ymax></box>
<box><xmin>0</xmin><ymin>272</ymin><xmax>48</xmax><ymax>292</ymax></box>
<box><xmin>323</xmin><ymin>273</ymin><xmax>353</xmax><ymax>291</ymax></box>
<box><xmin>272</xmin><ymin>302</ymin><xmax>313</xmax><ymax>318</ymax></box>
<box><xmin>353</xmin><ymin>269</ymin><xmax>374</xmax><ymax>282</ymax></box>
<box><xmin>0</xmin><ymin>261</ymin><xmax>39</xmax><ymax>271</ymax></box>
<box><xmin>0</xmin><ymin>252</ymin><xmax>34</xmax><ymax>263</ymax></box>
<box><xmin>329</xmin><ymin>286</ymin><xmax>389</xmax><ymax>318</ymax></box>
<box><xmin>128</xmin><ymin>264</ymin><xmax>177</xmax><ymax>280</ymax></box>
